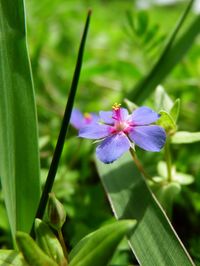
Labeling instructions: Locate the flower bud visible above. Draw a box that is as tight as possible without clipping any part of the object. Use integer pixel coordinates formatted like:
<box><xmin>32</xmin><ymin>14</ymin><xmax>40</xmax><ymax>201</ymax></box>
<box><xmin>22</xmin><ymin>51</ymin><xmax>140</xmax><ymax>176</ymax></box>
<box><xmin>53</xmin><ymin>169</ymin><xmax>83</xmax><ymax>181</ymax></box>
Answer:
<box><xmin>47</xmin><ymin>193</ymin><xmax>66</xmax><ymax>230</ymax></box>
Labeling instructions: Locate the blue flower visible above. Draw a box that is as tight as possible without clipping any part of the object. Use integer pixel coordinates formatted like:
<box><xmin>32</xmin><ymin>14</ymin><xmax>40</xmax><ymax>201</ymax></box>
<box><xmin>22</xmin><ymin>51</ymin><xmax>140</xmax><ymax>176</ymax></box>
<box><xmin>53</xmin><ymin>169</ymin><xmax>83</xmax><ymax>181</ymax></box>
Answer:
<box><xmin>70</xmin><ymin>108</ymin><xmax>99</xmax><ymax>130</ymax></box>
<box><xmin>78</xmin><ymin>104</ymin><xmax>166</xmax><ymax>164</ymax></box>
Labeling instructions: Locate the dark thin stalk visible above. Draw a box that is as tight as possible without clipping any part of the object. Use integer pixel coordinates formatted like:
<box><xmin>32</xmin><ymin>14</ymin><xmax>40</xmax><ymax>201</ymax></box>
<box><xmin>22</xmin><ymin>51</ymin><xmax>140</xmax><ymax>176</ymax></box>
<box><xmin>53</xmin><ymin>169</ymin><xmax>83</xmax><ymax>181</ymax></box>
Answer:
<box><xmin>30</xmin><ymin>10</ymin><xmax>92</xmax><ymax>236</ymax></box>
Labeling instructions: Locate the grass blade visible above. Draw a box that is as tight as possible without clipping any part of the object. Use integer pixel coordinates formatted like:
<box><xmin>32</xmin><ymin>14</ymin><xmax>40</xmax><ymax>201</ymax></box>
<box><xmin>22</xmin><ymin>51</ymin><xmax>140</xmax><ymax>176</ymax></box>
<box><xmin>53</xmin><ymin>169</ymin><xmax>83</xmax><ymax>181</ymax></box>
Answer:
<box><xmin>0</xmin><ymin>0</ymin><xmax>40</xmax><ymax>237</ymax></box>
<box><xmin>33</xmin><ymin>10</ymin><xmax>92</xmax><ymax>225</ymax></box>
<box><xmin>128</xmin><ymin>0</ymin><xmax>198</xmax><ymax>104</ymax></box>
<box><xmin>69</xmin><ymin>220</ymin><xmax>136</xmax><ymax>266</ymax></box>
<box><xmin>96</xmin><ymin>154</ymin><xmax>195</xmax><ymax>266</ymax></box>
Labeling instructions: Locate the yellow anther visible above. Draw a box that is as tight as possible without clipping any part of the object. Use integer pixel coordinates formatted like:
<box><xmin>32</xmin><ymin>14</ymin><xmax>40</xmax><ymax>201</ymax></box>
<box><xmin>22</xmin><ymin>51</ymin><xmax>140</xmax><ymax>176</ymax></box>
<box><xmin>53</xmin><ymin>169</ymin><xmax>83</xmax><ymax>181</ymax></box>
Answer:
<box><xmin>112</xmin><ymin>103</ymin><xmax>121</xmax><ymax>111</ymax></box>
<box><xmin>84</xmin><ymin>112</ymin><xmax>92</xmax><ymax>119</ymax></box>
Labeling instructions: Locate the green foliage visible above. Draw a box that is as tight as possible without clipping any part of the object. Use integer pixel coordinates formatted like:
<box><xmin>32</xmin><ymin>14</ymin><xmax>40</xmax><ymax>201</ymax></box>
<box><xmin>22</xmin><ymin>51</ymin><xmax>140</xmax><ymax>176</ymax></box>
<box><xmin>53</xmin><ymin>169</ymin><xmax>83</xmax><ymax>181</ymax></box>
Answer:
<box><xmin>170</xmin><ymin>99</ymin><xmax>180</xmax><ymax>122</ymax></box>
<box><xmin>35</xmin><ymin>219</ymin><xmax>67</xmax><ymax>266</ymax></box>
<box><xmin>157</xmin><ymin>110</ymin><xmax>177</xmax><ymax>134</ymax></box>
<box><xmin>128</xmin><ymin>0</ymin><xmax>199</xmax><ymax>104</ymax></box>
<box><xmin>0</xmin><ymin>250</ymin><xmax>29</xmax><ymax>266</ymax></box>
<box><xmin>16</xmin><ymin>231</ymin><xmax>58</xmax><ymax>266</ymax></box>
<box><xmin>0</xmin><ymin>0</ymin><xmax>40</xmax><ymax>237</ymax></box>
<box><xmin>96</xmin><ymin>154</ymin><xmax>194</xmax><ymax>266</ymax></box>
<box><xmin>1</xmin><ymin>0</ymin><xmax>200</xmax><ymax>264</ymax></box>
<box><xmin>171</xmin><ymin>131</ymin><xmax>200</xmax><ymax>144</ymax></box>
<box><xmin>34</xmin><ymin>9</ymin><xmax>91</xmax><ymax>223</ymax></box>
<box><xmin>69</xmin><ymin>220</ymin><xmax>136</xmax><ymax>266</ymax></box>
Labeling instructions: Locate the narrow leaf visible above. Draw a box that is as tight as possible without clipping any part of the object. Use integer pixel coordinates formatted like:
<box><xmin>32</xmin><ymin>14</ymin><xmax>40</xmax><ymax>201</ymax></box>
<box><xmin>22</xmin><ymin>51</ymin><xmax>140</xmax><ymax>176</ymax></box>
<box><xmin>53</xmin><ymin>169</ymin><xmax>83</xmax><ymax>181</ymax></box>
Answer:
<box><xmin>128</xmin><ymin>0</ymin><xmax>198</xmax><ymax>103</ymax></box>
<box><xmin>0</xmin><ymin>0</ymin><xmax>40</xmax><ymax>237</ymax></box>
<box><xmin>69</xmin><ymin>220</ymin><xmax>136</xmax><ymax>266</ymax></box>
<box><xmin>156</xmin><ymin>110</ymin><xmax>176</xmax><ymax>134</ymax></box>
<box><xmin>96</xmin><ymin>154</ymin><xmax>194</xmax><ymax>266</ymax></box>
<box><xmin>154</xmin><ymin>85</ymin><xmax>173</xmax><ymax>112</ymax></box>
<box><xmin>0</xmin><ymin>250</ymin><xmax>28</xmax><ymax>266</ymax></box>
<box><xmin>171</xmin><ymin>131</ymin><xmax>200</xmax><ymax>144</ymax></box>
<box><xmin>16</xmin><ymin>231</ymin><xmax>57</xmax><ymax>266</ymax></box>
<box><xmin>170</xmin><ymin>99</ymin><xmax>180</xmax><ymax>122</ymax></box>
<box><xmin>33</xmin><ymin>10</ymin><xmax>92</xmax><ymax>225</ymax></box>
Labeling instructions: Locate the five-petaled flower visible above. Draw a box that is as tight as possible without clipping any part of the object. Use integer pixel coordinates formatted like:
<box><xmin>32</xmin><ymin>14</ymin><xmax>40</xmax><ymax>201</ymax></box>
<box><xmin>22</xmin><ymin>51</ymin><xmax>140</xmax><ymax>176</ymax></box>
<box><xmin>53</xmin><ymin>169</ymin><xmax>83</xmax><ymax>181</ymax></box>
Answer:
<box><xmin>79</xmin><ymin>103</ymin><xmax>166</xmax><ymax>164</ymax></box>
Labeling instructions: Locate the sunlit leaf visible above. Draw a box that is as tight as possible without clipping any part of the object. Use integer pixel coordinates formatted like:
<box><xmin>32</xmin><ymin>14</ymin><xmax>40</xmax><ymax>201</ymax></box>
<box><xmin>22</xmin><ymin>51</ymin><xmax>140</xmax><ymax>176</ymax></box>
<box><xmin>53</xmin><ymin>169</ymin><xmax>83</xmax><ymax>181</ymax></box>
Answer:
<box><xmin>155</xmin><ymin>85</ymin><xmax>173</xmax><ymax>112</ymax></box>
<box><xmin>156</xmin><ymin>161</ymin><xmax>194</xmax><ymax>186</ymax></box>
<box><xmin>96</xmin><ymin>154</ymin><xmax>194</xmax><ymax>266</ymax></box>
<box><xmin>16</xmin><ymin>231</ymin><xmax>57</xmax><ymax>266</ymax></box>
<box><xmin>157</xmin><ymin>110</ymin><xmax>176</xmax><ymax>134</ymax></box>
<box><xmin>170</xmin><ymin>99</ymin><xmax>180</xmax><ymax>123</ymax></box>
<box><xmin>171</xmin><ymin>131</ymin><xmax>200</xmax><ymax>144</ymax></box>
<box><xmin>0</xmin><ymin>250</ymin><xmax>28</xmax><ymax>266</ymax></box>
<box><xmin>0</xmin><ymin>0</ymin><xmax>40</xmax><ymax>237</ymax></box>
<box><xmin>69</xmin><ymin>220</ymin><xmax>136</xmax><ymax>266</ymax></box>
<box><xmin>128</xmin><ymin>0</ymin><xmax>198</xmax><ymax>103</ymax></box>
<box><xmin>174</xmin><ymin>172</ymin><xmax>194</xmax><ymax>185</ymax></box>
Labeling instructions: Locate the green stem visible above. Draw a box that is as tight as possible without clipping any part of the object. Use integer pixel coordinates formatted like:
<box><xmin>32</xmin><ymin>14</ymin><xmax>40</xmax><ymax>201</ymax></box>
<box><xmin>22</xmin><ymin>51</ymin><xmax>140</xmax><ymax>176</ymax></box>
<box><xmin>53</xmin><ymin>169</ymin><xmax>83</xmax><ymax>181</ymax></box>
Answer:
<box><xmin>165</xmin><ymin>138</ymin><xmax>172</xmax><ymax>182</ymax></box>
<box><xmin>58</xmin><ymin>229</ymin><xmax>69</xmax><ymax>264</ymax></box>
<box><xmin>129</xmin><ymin>148</ymin><xmax>151</xmax><ymax>180</ymax></box>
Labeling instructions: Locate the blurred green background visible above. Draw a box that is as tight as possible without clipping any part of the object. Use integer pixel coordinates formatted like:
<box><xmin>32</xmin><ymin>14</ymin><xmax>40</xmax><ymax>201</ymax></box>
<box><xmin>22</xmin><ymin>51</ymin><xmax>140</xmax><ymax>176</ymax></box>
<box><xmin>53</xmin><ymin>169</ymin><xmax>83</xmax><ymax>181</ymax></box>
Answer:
<box><xmin>1</xmin><ymin>0</ymin><xmax>200</xmax><ymax>264</ymax></box>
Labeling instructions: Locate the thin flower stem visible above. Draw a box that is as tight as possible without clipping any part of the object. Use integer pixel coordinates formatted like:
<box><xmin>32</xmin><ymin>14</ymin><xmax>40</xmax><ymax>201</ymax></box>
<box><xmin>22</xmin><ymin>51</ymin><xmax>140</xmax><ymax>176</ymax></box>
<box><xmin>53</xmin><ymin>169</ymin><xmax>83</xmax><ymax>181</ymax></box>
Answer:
<box><xmin>165</xmin><ymin>138</ymin><xmax>172</xmax><ymax>182</ymax></box>
<box><xmin>58</xmin><ymin>229</ymin><xmax>69</xmax><ymax>264</ymax></box>
<box><xmin>129</xmin><ymin>149</ymin><xmax>151</xmax><ymax>180</ymax></box>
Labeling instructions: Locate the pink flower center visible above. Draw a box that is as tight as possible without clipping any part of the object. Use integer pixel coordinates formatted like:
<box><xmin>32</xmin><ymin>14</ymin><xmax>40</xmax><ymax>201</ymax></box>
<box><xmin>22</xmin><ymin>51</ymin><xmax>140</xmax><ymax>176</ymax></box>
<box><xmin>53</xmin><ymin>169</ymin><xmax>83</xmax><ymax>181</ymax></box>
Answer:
<box><xmin>115</xmin><ymin>121</ymin><xmax>130</xmax><ymax>132</ymax></box>
<box><xmin>110</xmin><ymin>104</ymin><xmax>132</xmax><ymax>134</ymax></box>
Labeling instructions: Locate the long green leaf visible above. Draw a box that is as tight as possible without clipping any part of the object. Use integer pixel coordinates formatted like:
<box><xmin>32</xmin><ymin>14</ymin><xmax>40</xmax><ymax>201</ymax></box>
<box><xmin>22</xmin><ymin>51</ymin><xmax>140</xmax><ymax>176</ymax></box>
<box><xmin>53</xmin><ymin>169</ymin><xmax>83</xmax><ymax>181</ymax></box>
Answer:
<box><xmin>69</xmin><ymin>220</ymin><xmax>136</xmax><ymax>266</ymax></box>
<box><xmin>16</xmin><ymin>231</ymin><xmax>57</xmax><ymax>266</ymax></box>
<box><xmin>33</xmin><ymin>10</ymin><xmax>92</xmax><ymax>229</ymax></box>
<box><xmin>0</xmin><ymin>250</ymin><xmax>29</xmax><ymax>266</ymax></box>
<box><xmin>0</xmin><ymin>0</ymin><xmax>40</xmax><ymax>237</ymax></box>
<box><xmin>128</xmin><ymin>0</ymin><xmax>200</xmax><ymax>103</ymax></box>
<box><xmin>96</xmin><ymin>154</ymin><xmax>194</xmax><ymax>266</ymax></box>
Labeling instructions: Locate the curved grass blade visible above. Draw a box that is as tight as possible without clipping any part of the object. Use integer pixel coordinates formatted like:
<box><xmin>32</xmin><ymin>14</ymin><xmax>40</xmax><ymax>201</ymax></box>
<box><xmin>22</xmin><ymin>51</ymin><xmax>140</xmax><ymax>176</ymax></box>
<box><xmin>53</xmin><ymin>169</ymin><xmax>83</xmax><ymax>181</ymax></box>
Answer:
<box><xmin>0</xmin><ymin>250</ymin><xmax>29</xmax><ymax>266</ymax></box>
<box><xmin>33</xmin><ymin>10</ymin><xmax>92</xmax><ymax>226</ymax></box>
<box><xmin>96</xmin><ymin>154</ymin><xmax>195</xmax><ymax>266</ymax></box>
<box><xmin>128</xmin><ymin>0</ymin><xmax>198</xmax><ymax>104</ymax></box>
<box><xmin>69</xmin><ymin>220</ymin><xmax>136</xmax><ymax>266</ymax></box>
<box><xmin>0</xmin><ymin>0</ymin><xmax>40</xmax><ymax>237</ymax></box>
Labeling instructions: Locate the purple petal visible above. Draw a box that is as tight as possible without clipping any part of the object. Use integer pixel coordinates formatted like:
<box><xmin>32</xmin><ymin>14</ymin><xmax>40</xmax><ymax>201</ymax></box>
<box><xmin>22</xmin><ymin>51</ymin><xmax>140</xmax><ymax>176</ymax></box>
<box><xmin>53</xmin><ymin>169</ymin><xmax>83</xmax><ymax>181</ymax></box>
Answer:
<box><xmin>96</xmin><ymin>133</ymin><xmax>131</xmax><ymax>163</ymax></box>
<box><xmin>129</xmin><ymin>125</ymin><xmax>166</xmax><ymax>152</ymax></box>
<box><xmin>117</xmin><ymin>108</ymin><xmax>129</xmax><ymax>120</ymax></box>
<box><xmin>79</xmin><ymin>124</ymin><xmax>111</xmax><ymax>139</ymax></box>
<box><xmin>99</xmin><ymin>111</ymin><xmax>114</xmax><ymax>124</ymax></box>
<box><xmin>131</xmin><ymin>107</ymin><xmax>160</xmax><ymax>125</ymax></box>
<box><xmin>90</xmin><ymin>113</ymin><xmax>100</xmax><ymax>123</ymax></box>
<box><xmin>70</xmin><ymin>109</ymin><xmax>84</xmax><ymax>129</ymax></box>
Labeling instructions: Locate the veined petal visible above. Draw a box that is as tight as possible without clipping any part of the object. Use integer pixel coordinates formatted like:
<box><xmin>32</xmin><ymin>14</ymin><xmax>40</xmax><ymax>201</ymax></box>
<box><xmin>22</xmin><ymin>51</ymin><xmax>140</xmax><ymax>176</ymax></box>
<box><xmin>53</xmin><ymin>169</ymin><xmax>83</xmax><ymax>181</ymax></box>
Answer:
<box><xmin>118</xmin><ymin>108</ymin><xmax>129</xmax><ymax>120</ymax></box>
<box><xmin>70</xmin><ymin>108</ymin><xmax>84</xmax><ymax>129</ymax></box>
<box><xmin>96</xmin><ymin>133</ymin><xmax>131</xmax><ymax>163</ymax></box>
<box><xmin>131</xmin><ymin>107</ymin><xmax>160</xmax><ymax>125</ymax></box>
<box><xmin>79</xmin><ymin>124</ymin><xmax>111</xmax><ymax>139</ymax></box>
<box><xmin>90</xmin><ymin>113</ymin><xmax>100</xmax><ymax>123</ymax></box>
<box><xmin>99</xmin><ymin>111</ymin><xmax>114</xmax><ymax>124</ymax></box>
<box><xmin>129</xmin><ymin>125</ymin><xmax>166</xmax><ymax>152</ymax></box>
